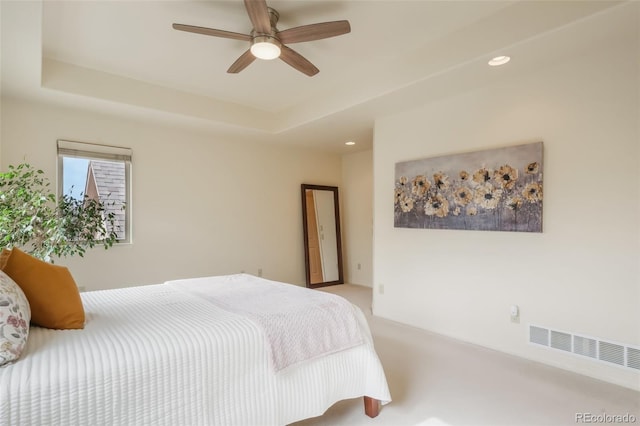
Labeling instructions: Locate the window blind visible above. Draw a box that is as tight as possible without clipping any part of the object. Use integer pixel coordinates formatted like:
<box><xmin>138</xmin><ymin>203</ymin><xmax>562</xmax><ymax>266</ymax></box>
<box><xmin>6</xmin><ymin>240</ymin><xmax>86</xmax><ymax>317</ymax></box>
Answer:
<box><xmin>57</xmin><ymin>140</ymin><xmax>132</xmax><ymax>162</ymax></box>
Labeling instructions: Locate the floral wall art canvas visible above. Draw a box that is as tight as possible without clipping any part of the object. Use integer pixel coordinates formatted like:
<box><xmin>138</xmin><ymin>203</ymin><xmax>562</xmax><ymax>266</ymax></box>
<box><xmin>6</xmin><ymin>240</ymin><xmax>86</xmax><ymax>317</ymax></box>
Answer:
<box><xmin>394</xmin><ymin>142</ymin><xmax>543</xmax><ymax>232</ymax></box>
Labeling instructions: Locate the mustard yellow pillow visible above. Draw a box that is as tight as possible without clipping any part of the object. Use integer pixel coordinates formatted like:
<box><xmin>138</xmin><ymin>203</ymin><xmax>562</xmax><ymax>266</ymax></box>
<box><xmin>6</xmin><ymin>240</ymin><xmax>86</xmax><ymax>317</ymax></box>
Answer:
<box><xmin>2</xmin><ymin>248</ymin><xmax>85</xmax><ymax>329</ymax></box>
<box><xmin>0</xmin><ymin>248</ymin><xmax>11</xmax><ymax>270</ymax></box>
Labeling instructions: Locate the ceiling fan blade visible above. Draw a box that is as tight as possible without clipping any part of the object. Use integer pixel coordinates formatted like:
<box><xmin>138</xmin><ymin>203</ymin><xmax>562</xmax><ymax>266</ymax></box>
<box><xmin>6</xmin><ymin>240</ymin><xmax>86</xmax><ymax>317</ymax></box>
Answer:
<box><xmin>244</xmin><ymin>0</ymin><xmax>271</xmax><ymax>34</ymax></box>
<box><xmin>279</xmin><ymin>46</ymin><xmax>319</xmax><ymax>77</ymax></box>
<box><xmin>227</xmin><ymin>50</ymin><xmax>256</xmax><ymax>73</ymax></box>
<box><xmin>173</xmin><ymin>23</ymin><xmax>251</xmax><ymax>42</ymax></box>
<box><xmin>278</xmin><ymin>20</ymin><xmax>351</xmax><ymax>44</ymax></box>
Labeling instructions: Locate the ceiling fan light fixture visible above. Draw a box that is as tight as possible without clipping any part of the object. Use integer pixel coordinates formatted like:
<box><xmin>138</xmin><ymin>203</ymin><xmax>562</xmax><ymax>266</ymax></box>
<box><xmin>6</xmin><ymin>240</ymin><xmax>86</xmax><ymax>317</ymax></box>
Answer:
<box><xmin>251</xmin><ymin>36</ymin><xmax>281</xmax><ymax>60</ymax></box>
<box><xmin>173</xmin><ymin>1</ymin><xmax>351</xmax><ymax>75</ymax></box>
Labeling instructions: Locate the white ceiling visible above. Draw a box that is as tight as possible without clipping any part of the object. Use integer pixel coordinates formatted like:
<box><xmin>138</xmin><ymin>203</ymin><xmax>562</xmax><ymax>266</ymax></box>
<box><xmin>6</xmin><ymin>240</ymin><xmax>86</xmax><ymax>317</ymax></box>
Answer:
<box><xmin>1</xmin><ymin>0</ymin><xmax>627</xmax><ymax>153</ymax></box>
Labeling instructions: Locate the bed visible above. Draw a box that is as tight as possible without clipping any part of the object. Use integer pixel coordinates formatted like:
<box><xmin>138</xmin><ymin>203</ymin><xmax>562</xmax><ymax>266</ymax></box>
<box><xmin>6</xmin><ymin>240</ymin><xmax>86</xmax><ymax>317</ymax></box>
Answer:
<box><xmin>0</xmin><ymin>273</ymin><xmax>391</xmax><ymax>425</ymax></box>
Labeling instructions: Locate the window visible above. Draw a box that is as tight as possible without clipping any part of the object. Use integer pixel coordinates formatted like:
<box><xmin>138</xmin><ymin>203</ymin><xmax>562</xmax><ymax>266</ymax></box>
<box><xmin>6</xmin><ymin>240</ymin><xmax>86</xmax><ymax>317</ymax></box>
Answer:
<box><xmin>57</xmin><ymin>140</ymin><xmax>132</xmax><ymax>243</ymax></box>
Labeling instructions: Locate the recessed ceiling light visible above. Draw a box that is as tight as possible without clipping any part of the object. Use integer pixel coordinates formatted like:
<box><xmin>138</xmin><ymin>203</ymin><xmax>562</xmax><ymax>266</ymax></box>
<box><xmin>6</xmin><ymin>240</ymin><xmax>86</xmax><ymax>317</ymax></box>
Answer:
<box><xmin>488</xmin><ymin>55</ymin><xmax>511</xmax><ymax>66</ymax></box>
<box><xmin>345</xmin><ymin>141</ymin><xmax>356</xmax><ymax>146</ymax></box>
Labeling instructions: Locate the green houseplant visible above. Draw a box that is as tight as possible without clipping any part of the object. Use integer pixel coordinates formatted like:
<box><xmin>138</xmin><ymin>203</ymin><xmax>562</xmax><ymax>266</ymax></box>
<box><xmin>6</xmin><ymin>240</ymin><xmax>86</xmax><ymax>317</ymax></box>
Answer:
<box><xmin>0</xmin><ymin>163</ymin><xmax>122</xmax><ymax>261</ymax></box>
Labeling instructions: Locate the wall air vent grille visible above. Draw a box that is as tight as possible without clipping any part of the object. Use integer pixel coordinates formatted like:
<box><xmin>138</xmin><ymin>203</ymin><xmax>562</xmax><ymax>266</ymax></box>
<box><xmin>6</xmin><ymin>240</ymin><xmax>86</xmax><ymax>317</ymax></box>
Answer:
<box><xmin>529</xmin><ymin>326</ymin><xmax>549</xmax><ymax>346</ymax></box>
<box><xmin>550</xmin><ymin>330</ymin><xmax>572</xmax><ymax>352</ymax></box>
<box><xmin>573</xmin><ymin>335</ymin><xmax>597</xmax><ymax>359</ymax></box>
<box><xmin>529</xmin><ymin>325</ymin><xmax>639</xmax><ymax>371</ymax></box>
<box><xmin>599</xmin><ymin>341</ymin><xmax>625</xmax><ymax>366</ymax></box>
<box><xmin>627</xmin><ymin>347</ymin><xmax>640</xmax><ymax>370</ymax></box>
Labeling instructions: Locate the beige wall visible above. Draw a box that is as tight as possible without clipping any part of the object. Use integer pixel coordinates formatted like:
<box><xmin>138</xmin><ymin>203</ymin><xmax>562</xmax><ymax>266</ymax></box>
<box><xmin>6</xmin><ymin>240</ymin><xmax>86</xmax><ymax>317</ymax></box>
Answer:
<box><xmin>341</xmin><ymin>149</ymin><xmax>373</xmax><ymax>287</ymax></box>
<box><xmin>373</xmin><ymin>9</ymin><xmax>639</xmax><ymax>390</ymax></box>
<box><xmin>0</xmin><ymin>98</ymin><xmax>341</xmax><ymax>290</ymax></box>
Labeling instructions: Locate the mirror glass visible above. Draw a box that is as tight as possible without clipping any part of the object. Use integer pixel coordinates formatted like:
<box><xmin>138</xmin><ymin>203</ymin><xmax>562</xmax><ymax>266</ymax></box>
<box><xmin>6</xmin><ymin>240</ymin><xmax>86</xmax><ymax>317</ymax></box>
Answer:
<box><xmin>301</xmin><ymin>184</ymin><xmax>343</xmax><ymax>288</ymax></box>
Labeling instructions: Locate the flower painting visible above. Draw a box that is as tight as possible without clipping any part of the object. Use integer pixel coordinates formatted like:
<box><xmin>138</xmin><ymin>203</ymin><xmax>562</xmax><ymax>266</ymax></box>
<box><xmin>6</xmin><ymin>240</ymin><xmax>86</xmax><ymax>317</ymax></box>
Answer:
<box><xmin>394</xmin><ymin>142</ymin><xmax>543</xmax><ymax>232</ymax></box>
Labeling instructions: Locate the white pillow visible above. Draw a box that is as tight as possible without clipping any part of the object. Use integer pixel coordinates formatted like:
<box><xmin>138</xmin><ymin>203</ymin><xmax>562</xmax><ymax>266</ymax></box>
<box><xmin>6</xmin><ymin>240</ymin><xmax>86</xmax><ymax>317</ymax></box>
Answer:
<box><xmin>0</xmin><ymin>270</ymin><xmax>31</xmax><ymax>366</ymax></box>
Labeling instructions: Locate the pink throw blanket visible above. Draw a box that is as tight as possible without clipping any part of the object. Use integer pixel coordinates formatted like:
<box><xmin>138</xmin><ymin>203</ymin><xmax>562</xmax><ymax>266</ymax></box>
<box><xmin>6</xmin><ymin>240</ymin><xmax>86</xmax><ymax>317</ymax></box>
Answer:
<box><xmin>167</xmin><ymin>274</ymin><xmax>363</xmax><ymax>371</ymax></box>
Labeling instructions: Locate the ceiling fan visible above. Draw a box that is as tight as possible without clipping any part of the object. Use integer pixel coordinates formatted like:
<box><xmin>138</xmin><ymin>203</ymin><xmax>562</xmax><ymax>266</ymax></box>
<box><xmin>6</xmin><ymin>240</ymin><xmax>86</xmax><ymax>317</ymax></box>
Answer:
<box><xmin>173</xmin><ymin>0</ymin><xmax>351</xmax><ymax>77</ymax></box>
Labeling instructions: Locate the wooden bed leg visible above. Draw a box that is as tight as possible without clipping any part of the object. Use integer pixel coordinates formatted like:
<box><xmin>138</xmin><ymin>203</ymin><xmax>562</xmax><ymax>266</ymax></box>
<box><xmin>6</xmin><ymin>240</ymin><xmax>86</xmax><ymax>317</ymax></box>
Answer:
<box><xmin>363</xmin><ymin>396</ymin><xmax>380</xmax><ymax>418</ymax></box>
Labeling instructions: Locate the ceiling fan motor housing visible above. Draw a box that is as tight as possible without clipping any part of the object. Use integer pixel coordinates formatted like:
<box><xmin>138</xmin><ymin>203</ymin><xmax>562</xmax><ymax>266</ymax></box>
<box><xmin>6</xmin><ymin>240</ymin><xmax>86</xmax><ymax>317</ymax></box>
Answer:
<box><xmin>266</xmin><ymin>7</ymin><xmax>280</xmax><ymax>30</ymax></box>
<box><xmin>250</xmin><ymin>8</ymin><xmax>281</xmax><ymax>60</ymax></box>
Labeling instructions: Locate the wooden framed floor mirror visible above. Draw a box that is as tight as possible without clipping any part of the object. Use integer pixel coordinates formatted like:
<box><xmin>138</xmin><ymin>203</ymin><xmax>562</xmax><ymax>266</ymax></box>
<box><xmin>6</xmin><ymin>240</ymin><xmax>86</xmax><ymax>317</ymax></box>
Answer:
<box><xmin>301</xmin><ymin>184</ymin><xmax>344</xmax><ymax>288</ymax></box>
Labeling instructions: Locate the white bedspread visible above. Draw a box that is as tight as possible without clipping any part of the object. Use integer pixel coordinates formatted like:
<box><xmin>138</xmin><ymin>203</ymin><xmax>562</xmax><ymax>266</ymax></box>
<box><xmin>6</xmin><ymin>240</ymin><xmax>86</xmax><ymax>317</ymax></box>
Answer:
<box><xmin>168</xmin><ymin>274</ymin><xmax>363</xmax><ymax>371</ymax></box>
<box><xmin>0</xmin><ymin>274</ymin><xmax>391</xmax><ymax>425</ymax></box>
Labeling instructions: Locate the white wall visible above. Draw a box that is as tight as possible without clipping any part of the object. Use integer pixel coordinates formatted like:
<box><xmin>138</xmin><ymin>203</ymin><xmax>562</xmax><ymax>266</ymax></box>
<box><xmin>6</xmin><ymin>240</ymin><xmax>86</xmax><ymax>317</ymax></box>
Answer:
<box><xmin>1</xmin><ymin>98</ymin><xmax>342</xmax><ymax>290</ymax></box>
<box><xmin>373</xmin><ymin>11</ymin><xmax>639</xmax><ymax>389</ymax></box>
<box><xmin>342</xmin><ymin>149</ymin><xmax>373</xmax><ymax>286</ymax></box>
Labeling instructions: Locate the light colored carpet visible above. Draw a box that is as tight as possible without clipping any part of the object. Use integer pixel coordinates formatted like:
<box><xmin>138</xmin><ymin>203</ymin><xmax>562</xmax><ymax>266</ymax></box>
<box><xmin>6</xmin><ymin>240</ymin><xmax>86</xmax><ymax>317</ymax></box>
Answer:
<box><xmin>292</xmin><ymin>284</ymin><xmax>640</xmax><ymax>426</ymax></box>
